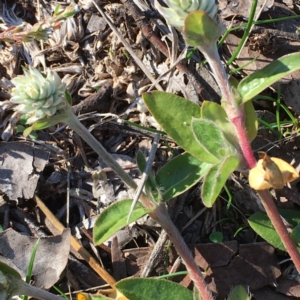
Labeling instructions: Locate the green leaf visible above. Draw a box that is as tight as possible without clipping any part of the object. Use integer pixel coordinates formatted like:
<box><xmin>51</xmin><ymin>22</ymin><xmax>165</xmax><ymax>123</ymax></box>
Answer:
<box><xmin>248</xmin><ymin>210</ymin><xmax>300</xmax><ymax>251</ymax></box>
<box><xmin>238</xmin><ymin>52</ymin><xmax>300</xmax><ymax>102</ymax></box>
<box><xmin>201</xmin><ymin>155</ymin><xmax>239</xmax><ymax>207</ymax></box>
<box><xmin>143</xmin><ymin>91</ymin><xmax>218</xmax><ymax>164</ymax></box>
<box><xmin>183</xmin><ymin>10</ymin><xmax>221</xmax><ymax>47</ymax></box>
<box><xmin>201</xmin><ymin>101</ymin><xmax>238</xmax><ymax>148</ymax></box>
<box><xmin>93</xmin><ymin>199</ymin><xmax>153</xmax><ymax>245</ymax></box>
<box><xmin>23</xmin><ymin>126</ymin><xmax>34</xmax><ymax>137</ymax></box>
<box><xmin>0</xmin><ymin>262</ymin><xmax>22</xmax><ymax>279</ymax></box>
<box><xmin>115</xmin><ymin>278</ymin><xmax>193</xmax><ymax>300</ymax></box>
<box><xmin>209</xmin><ymin>231</ymin><xmax>223</xmax><ymax>243</ymax></box>
<box><xmin>191</xmin><ymin>118</ymin><xmax>234</xmax><ymax>159</ymax></box>
<box><xmin>15</xmin><ymin>125</ymin><xmax>25</xmax><ymax>133</ymax></box>
<box><xmin>28</xmin><ymin>131</ymin><xmax>38</xmax><ymax>140</ymax></box>
<box><xmin>291</xmin><ymin>224</ymin><xmax>300</xmax><ymax>245</ymax></box>
<box><xmin>155</xmin><ymin>153</ymin><xmax>211</xmax><ymax>202</ymax></box>
<box><xmin>244</xmin><ymin>100</ymin><xmax>257</xmax><ymax>141</ymax></box>
<box><xmin>227</xmin><ymin>285</ymin><xmax>250</xmax><ymax>300</ymax></box>
<box><xmin>20</xmin><ymin>114</ymin><xmax>28</xmax><ymax>125</ymax></box>
<box><xmin>136</xmin><ymin>150</ymin><xmax>147</xmax><ymax>173</ymax></box>
<box><xmin>32</xmin><ymin>113</ymin><xmax>69</xmax><ymax>130</ymax></box>
<box><xmin>193</xmin><ymin>286</ymin><xmax>201</xmax><ymax>300</ymax></box>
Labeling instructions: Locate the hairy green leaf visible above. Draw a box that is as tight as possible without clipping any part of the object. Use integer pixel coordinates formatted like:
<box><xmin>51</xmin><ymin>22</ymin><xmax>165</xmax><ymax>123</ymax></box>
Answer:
<box><xmin>192</xmin><ymin>118</ymin><xmax>235</xmax><ymax>159</ymax></box>
<box><xmin>143</xmin><ymin>91</ymin><xmax>218</xmax><ymax>164</ymax></box>
<box><xmin>183</xmin><ymin>10</ymin><xmax>221</xmax><ymax>47</ymax></box>
<box><xmin>116</xmin><ymin>278</ymin><xmax>193</xmax><ymax>300</ymax></box>
<box><xmin>202</xmin><ymin>155</ymin><xmax>239</xmax><ymax>207</ymax></box>
<box><xmin>155</xmin><ymin>153</ymin><xmax>211</xmax><ymax>201</ymax></box>
<box><xmin>201</xmin><ymin>101</ymin><xmax>238</xmax><ymax>147</ymax></box>
<box><xmin>93</xmin><ymin>199</ymin><xmax>153</xmax><ymax>245</ymax></box>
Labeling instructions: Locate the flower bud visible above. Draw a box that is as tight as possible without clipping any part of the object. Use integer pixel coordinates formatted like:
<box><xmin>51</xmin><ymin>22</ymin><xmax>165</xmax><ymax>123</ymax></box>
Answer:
<box><xmin>155</xmin><ymin>0</ymin><xmax>218</xmax><ymax>29</ymax></box>
<box><xmin>10</xmin><ymin>68</ymin><xmax>68</xmax><ymax>124</ymax></box>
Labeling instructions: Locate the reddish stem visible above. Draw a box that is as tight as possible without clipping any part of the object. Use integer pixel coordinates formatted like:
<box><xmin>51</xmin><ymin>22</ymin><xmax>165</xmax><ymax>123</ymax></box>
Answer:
<box><xmin>258</xmin><ymin>190</ymin><xmax>300</xmax><ymax>273</ymax></box>
<box><xmin>230</xmin><ymin>116</ymin><xmax>256</xmax><ymax>169</ymax></box>
<box><xmin>202</xmin><ymin>42</ymin><xmax>300</xmax><ymax>273</ymax></box>
<box><xmin>150</xmin><ymin>205</ymin><xmax>214</xmax><ymax>300</ymax></box>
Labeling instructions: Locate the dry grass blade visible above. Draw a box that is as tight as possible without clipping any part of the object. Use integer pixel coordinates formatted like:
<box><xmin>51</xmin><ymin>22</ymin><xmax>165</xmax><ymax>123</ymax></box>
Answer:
<box><xmin>34</xmin><ymin>195</ymin><xmax>117</xmax><ymax>289</ymax></box>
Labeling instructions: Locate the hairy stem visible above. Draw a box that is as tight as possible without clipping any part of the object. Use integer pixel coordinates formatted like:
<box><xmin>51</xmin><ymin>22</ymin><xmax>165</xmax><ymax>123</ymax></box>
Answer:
<box><xmin>66</xmin><ymin>111</ymin><xmax>213</xmax><ymax>298</ymax></box>
<box><xmin>151</xmin><ymin>205</ymin><xmax>214</xmax><ymax>300</ymax></box>
<box><xmin>203</xmin><ymin>43</ymin><xmax>300</xmax><ymax>272</ymax></box>
<box><xmin>201</xmin><ymin>44</ymin><xmax>256</xmax><ymax>169</ymax></box>
<box><xmin>258</xmin><ymin>190</ymin><xmax>300</xmax><ymax>273</ymax></box>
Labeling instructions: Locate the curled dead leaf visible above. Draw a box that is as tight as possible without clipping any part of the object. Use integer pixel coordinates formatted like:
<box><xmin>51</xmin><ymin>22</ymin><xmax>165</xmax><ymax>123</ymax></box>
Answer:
<box><xmin>249</xmin><ymin>152</ymin><xmax>299</xmax><ymax>190</ymax></box>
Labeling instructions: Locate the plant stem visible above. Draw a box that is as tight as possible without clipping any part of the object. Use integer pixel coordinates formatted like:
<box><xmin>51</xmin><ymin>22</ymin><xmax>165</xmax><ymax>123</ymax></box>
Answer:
<box><xmin>258</xmin><ymin>190</ymin><xmax>300</xmax><ymax>273</ymax></box>
<box><xmin>151</xmin><ymin>204</ymin><xmax>214</xmax><ymax>300</ymax></box>
<box><xmin>19</xmin><ymin>282</ymin><xmax>65</xmax><ymax>300</ymax></box>
<box><xmin>201</xmin><ymin>44</ymin><xmax>256</xmax><ymax>169</ymax></box>
<box><xmin>66</xmin><ymin>111</ymin><xmax>213</xmax><ymax>298</ymax></box>
<box><xmin>66</xmin><ymin>112</ymin><xmax>138</xmax><ymax>190</ymax></box>
<box><xmin>203</xmin><ymin>43</ymin><xmax>300</xmax><ymax>273</ymax></box>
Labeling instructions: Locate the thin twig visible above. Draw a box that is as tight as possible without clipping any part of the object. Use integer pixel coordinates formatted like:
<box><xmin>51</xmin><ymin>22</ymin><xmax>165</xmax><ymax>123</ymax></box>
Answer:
<box><xmin>127</xmin><ymin>133</ymin><xmax>161</xmax><ymax>222</ymax></box>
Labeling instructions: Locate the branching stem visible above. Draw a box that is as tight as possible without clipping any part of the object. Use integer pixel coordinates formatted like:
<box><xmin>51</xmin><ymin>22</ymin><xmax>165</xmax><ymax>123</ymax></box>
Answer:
<box><xmin>66</xmin><ymin>110</ymin><xmax>213</xmax><ymax>298</ymax></box>
<box><xmin>202</xmin><ymin>42</ymin><xmax>300</xmax><ymax>274</ymax></box>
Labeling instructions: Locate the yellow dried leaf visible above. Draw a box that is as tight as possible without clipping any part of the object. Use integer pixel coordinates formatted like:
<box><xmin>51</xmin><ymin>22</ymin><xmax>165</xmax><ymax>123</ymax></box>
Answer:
<box><xmin>249</xmin><ymin>152</ymin><xmax>299</xmax><ymax>190</ymax></box>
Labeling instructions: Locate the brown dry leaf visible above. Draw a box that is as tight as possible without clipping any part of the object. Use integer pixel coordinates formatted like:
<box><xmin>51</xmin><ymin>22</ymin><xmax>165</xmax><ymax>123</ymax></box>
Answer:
<box><xmin>276</xmin><ymin>278</ymin><xmax>300</xmax><ymax>298</ymax></box>
<box><xmin>0</xmin><ymin>141</ymin><xmax>49</xmax><ymax>200</ymax></box>
<box><xmin>0</xmin><ymin>228</ymin><xmax>70</xmax><ymax>289</ymax></box>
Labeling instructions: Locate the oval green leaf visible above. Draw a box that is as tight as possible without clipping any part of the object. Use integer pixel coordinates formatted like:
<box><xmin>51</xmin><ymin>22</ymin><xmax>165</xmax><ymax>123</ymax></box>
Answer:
<box><xmin>209</xmin><ymin>231</ymin><xmax>223</xmax><ymax>243</ymax></box>
<box><xmin>201</xmin><ymin>155</ymin><xmax>239</xmax><ymax>207</ymax></box>
<box><xmin>201</xmin><ymin>101</ymin><xmax>239</xmax><ymax>147</ymax></box>
<box><xmin>183</xmin><ymin>10</ymin><xmax>221</xmax><ymax>47</ymax></box>
<box><xmin>191</xmin><ymin>118</ymin><xmax>234</xmax><ymax>159</ymax></box>
<box><xmin>155</xmin><ymin>153</ymin><xmax>211</xmax><ymax>202</ymax></box>
<box><xmin>115</xmin><ymin>278</ymin><xmax>193</xmax><ymax>300</ymax></box>
<box><xmin>238</xmin><ymin>52</ymin><xmax>300</xmax><ymax>102</ymax></box>
<box><xmin>93</xmin><ymin>199</ymin><xmax>153</xmax><ymax>245</ymax></box>
<box><xmin>248</xmin><ymin>210</ymin><xmax>300</xmax><ymax>252</ymax></box>
<box><xmin>143</xmin><ymin>91</ymin><xmax>218</xmax><ymax>164</ymax></box>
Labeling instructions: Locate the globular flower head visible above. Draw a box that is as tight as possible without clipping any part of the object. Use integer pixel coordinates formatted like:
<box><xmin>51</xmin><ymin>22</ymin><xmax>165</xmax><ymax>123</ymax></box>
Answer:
<box><xmin>155</xmin><ymin>0</ymin><xmax>218</xmax><ymax>29</ymax></box>
<box><xmin>10</xmin><ymin>67</ymin><xmax>68</xmax><ymax>124</ymax></box>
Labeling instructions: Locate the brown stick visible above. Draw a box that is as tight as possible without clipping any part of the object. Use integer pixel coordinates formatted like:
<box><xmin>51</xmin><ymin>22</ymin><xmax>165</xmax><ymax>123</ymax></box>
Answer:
<box><xmin>34</xmin><ymin>195</ymin><xmax>117</xmax><ymax>288</ymax></box>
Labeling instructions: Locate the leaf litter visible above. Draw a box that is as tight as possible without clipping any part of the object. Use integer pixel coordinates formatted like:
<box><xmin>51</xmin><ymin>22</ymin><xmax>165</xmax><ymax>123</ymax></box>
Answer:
<box><xmin>0</xmin><ymin>0</ymin><xmax>300</xmax><ymax>299</ymax></box>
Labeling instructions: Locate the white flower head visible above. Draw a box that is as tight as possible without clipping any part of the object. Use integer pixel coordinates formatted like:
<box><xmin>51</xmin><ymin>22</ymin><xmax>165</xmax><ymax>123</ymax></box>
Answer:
<box><xmin>10</xmin><ymin>67</ymin><xmax>68</xmax><ymax>124</ymax></box>
<box><xmin>155</xmin><ymin>0</ymin><xmax>218</xmax><ymax>29</ymax></box>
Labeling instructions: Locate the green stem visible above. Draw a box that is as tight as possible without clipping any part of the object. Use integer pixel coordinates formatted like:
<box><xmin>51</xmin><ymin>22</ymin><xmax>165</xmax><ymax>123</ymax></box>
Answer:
<box><xmin>66</xmin><ymin>110</ymin><xmax>213</xmax><ymax>298</ymax></box>
<box><xmin>19</xmin><ymin>281</ymin><xmax>65</xmax><ymax>300</ymax></box>
<box><xmin>66</xmin><ymin>111</ymin><xmax>138</xmax><ymax>191</ymax></box>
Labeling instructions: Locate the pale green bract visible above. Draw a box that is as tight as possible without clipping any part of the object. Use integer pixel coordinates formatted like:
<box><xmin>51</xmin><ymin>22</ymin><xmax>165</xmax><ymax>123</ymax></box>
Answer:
<box><xmin>155</xmin><ymin>0</ymin><xmax>218</xmax><ymax>29</ymax></box>
<box><xmin>10</xmin><ymin>68</ymin><xmax>67</xmax><ymax>124</ymax></box>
